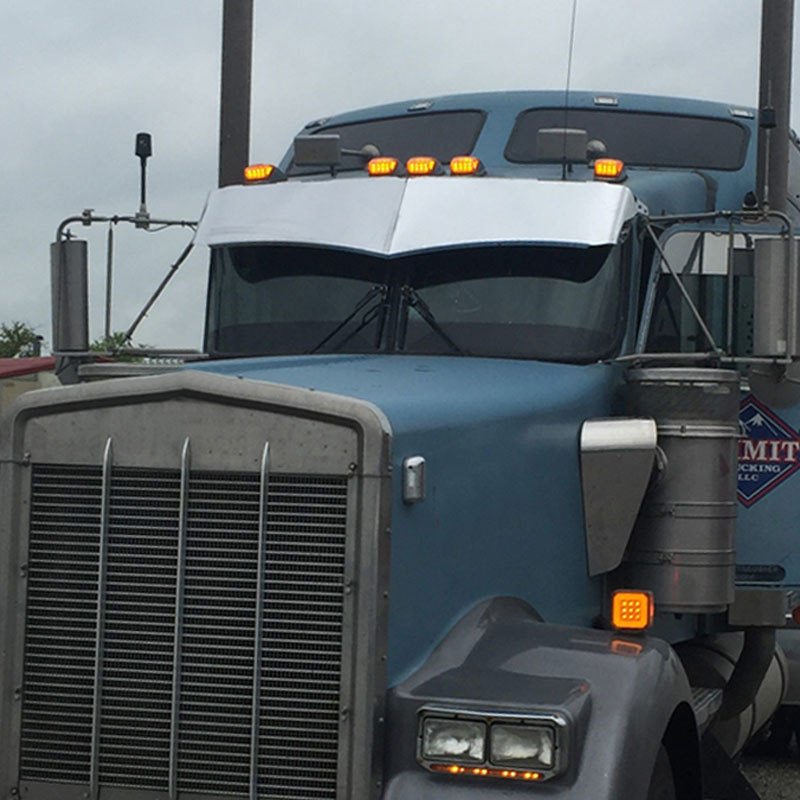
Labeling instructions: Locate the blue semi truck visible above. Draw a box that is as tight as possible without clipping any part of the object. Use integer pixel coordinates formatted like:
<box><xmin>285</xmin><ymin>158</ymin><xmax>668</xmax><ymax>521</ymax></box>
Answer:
<box><xmin>3</xmin><ymin>90</ymin><xmax>800</xmax><ymax>800</ymax></box>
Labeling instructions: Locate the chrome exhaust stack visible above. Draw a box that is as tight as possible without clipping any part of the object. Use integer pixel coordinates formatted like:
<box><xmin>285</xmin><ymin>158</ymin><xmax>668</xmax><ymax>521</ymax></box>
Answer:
<box><xmin>623</xmin><ymin>368</ymin><xmax>740</xmax><ymax>613</ymax></box>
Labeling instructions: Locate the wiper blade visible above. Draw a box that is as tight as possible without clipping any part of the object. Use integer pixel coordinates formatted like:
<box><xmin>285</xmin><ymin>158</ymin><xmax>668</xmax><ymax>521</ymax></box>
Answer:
<box><xmin>403</xmin><ymin>287</ymin><xmax>467</xmax><ymax>356</ymax></box>
<box><xmin>307</xmin><ymin>284</ymin><xmax>389</xmax><ymax>354</ymax></box>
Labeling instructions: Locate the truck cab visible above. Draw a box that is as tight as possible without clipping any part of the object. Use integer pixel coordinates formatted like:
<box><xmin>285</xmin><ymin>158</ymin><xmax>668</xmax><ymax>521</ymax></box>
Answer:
<box><xmin>3</xmin><ymin>90</ymin><xmax>799</xmax><ymax>800</ymax></box>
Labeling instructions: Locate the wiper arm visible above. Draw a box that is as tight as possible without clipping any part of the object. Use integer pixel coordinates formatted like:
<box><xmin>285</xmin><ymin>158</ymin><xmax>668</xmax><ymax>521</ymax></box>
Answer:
<box><xmin>403</xmin><ymin>287</ymin><xmax>467</xmax><ymax>356</ymax></box>
<box><xmin>308</xmin><ymin>284</ymin><xmax>389</xmax><ymax>354</ymax></box>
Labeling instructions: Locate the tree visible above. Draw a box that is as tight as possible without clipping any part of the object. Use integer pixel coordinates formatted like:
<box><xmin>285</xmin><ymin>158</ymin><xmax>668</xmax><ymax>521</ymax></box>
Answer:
<box><xmin>0</xmin><ymin>321</ymin><xmax>42</xmax><ymax>358</ymax></box>
<box><xmin>90</xmin><ymin>332</ymin><xmax>150</xmax><ymax>362</ymax></box>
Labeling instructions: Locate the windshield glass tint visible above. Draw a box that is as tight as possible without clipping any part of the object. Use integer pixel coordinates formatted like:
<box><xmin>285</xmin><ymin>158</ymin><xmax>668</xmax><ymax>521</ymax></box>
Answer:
<box><xmin>505</xmin><ymin>108</ymin><xmax>749</xmax><ymax>170</ymax></box>
<box><xmin>289</xmin><ymin>111</ymin><xmax>485</xmax><ymax>174</ymax></box>
<box><xmin>206</xmin><ymin>242</ymin><xmax>626</xmax><ymax>362</ymax></box>
<box><xmin>207</xmin><ymin>248</ymin><xmax>389</xmax><ymax>355</ymax></box>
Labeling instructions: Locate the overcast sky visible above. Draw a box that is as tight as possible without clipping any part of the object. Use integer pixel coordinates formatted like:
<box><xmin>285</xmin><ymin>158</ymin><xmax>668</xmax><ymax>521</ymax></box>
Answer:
<box><xmin>1</xmin><ymin>0</ymin><xmax>796</xmax><ymax>350</ymax></box>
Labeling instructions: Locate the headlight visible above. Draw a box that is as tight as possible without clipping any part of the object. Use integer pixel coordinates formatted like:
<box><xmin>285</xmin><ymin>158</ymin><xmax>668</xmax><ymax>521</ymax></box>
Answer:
<box><xmin>418</xmin><ymin>709</ymin><xmax>566</xmax><ymax>783</ymax></box>
<box><xmin>421</xmin><ymin>717</ymin><xmax>486</xmax><ymax>762</ymax></box>
<box><xmin>490</xmin><ymin>723</ymin><xmax>554</xmax><ymax>769</ymax></box>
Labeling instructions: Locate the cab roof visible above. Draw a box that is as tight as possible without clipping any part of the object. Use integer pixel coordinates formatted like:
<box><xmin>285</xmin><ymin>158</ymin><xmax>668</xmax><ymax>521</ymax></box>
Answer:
<box><xmin>274</xmin><ymin>90</ymin><xmax>759</xmax><ymax>216</ymax></box>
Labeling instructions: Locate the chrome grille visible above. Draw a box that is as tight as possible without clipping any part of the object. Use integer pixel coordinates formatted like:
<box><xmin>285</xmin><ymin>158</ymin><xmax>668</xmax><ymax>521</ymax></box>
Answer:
<box><xmin>21</xmin><ymin>462</ymin><xmax>349</xmax><ymax>799</ymax></box>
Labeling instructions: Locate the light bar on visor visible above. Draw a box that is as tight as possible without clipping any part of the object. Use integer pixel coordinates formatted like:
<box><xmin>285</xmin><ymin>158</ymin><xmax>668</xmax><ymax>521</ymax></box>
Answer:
<box><xmin>367</xmin><ymin>156</ymin><xmax>400</xmax><ymax>176</ymax></box>
<box><xmin>594</xmin><ymin>158</ymin><xmax>626</xmax><ymax>181</ymax></box>
<box><xmin>406</xmin><ymin>156</ymin><xmax>441</xmax><ymax>176</ymax></box>
<box><xmin>449</xmin><ymin>156</ymin><xmax>484</xmax><ymax>175</ymax></box>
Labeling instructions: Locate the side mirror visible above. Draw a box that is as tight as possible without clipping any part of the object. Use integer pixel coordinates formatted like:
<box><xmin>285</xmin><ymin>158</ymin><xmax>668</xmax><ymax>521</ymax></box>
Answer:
<box><xmin>293</xmin><ymin>134</ymin><xmax>342</xmax><ymax>167</ymax></box>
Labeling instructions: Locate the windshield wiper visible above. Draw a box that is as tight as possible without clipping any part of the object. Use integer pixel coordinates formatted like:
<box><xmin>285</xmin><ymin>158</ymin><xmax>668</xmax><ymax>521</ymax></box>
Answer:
<box><xmin>307</xmin><ymin>284</ymin><xmax>389</xmax><ymax>354</ymax></box>
<box><xmin>401</xmin><ymin>286</ymin><xmax>467</xmax><ymax>356</ymax></box>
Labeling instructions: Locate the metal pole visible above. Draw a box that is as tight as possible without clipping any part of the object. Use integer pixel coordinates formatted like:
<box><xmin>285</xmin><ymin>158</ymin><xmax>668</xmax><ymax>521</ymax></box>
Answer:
<box><xmin>105</xmin><ymin>224</ymin><xmax>114</xmax><ymax>340</ymax></box>
<box><xmin>218</xmin><ymin>0</ymin><xmax>254</xmax><ymax>187</ymax></box>
<box><xmin>756</xmin><ymin>0</ymin><xmax>793</xmax><ymax>212</ymax></box>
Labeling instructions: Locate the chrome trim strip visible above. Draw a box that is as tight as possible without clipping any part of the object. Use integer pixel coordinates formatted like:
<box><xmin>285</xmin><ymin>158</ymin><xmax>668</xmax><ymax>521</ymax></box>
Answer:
<box><xmin>250</xmin><ymin>441</ymin><xmax>270</xmax><ymax>800</ymax></box>
<box><xmin>418</xmin><ymin>705</ymin><xmax>568</xmax><ymax>727</ymax></box>
<box><xmin>89</xmin><ymin>437</ymin><xmax>113</xmax><ymax>799</ymax></box>
<box><xmin>169</xmin><ymin>437</ymin><xmax>191</xmax><ymax>799</ymax></box>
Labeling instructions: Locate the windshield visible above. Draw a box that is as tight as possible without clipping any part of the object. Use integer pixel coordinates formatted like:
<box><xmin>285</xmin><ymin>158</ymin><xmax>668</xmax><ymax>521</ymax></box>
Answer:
<box><xmin>205</xmin><ymin>242</ymin><xmax>628</xmax><ymax>362</ymax></box>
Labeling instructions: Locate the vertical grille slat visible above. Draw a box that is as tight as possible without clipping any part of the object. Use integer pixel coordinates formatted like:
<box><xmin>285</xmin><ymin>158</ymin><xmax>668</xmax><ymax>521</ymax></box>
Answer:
<box><xmin>22</xmin><ymin>461</ymin><xmax>349</xmax><ymax>800</ymax></box>
<box><xmin>178</xmin><ymin>469</ymin><xmax>260</xmax><ymax>797</ymax></box>
<box><xmin>168</xmin><ymin>438</ymin><xmax>191</xmax><ymax>800</ymax></box>
<box><xmin>258</xmin><ymin>476</ymin><xmax>347</xmax><ymax>798</ymax></box>
<box><xmin>21</xmin><ymin>464</ymin><xmax>102</xmax><ymax>782</ymax></box>
<box><xmin>99</xmin><ymin>464</ymin><xmax>181</xmax><ymax>791</ymax></box>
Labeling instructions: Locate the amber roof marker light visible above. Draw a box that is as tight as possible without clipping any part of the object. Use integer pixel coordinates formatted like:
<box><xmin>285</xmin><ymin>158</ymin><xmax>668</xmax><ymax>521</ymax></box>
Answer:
<box><xmin>243</xmin><ymin>163</ymin><xmax>286</xmax><ymax>183</ymax></box>
<box><xmin>406</xmin><ymin>156</ymin><xmax>443</xmax><ymax>176</ymax></box>
<box><xmin>594</xmin><ymin>158</ymin><xmax>626</xmax><ymax>182</ymax></box>
<box><xmin>367</xmin><ymin>157</ymin><xmax>401</xmax><ymax>176</ymax></box>
<box><xmin>449</xmin><ymin>156</ymin><xmax>485</xmax><ymax>176</ymax></box>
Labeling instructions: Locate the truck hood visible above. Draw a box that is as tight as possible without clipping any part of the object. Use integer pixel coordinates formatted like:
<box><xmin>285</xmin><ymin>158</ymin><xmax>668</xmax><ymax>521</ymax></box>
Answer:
<box><xmin>188</xmin><ymin>354</ymin><xmax>617</xmax><ymax>436</ymax></box>
<box><xmin>189</xmin><ymin>354</ymin><xmax>620</xmax><ymax>683</ymax></box>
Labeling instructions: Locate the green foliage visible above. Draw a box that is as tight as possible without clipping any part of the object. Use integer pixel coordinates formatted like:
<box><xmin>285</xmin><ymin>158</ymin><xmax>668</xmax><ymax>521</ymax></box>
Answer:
<box><xmin>90</xmin><ymin>332</ymin><xmax>151</xmax><ymax>362</ymax></box>
<box><xmin>0</xmin><ymin>321</ymin><xmax>41</xmax><ymax>358</ymax></box>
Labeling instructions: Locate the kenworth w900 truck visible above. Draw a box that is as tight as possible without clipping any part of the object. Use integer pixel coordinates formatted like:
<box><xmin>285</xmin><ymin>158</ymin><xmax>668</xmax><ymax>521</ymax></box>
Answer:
<box><xmin>4</xmin><ymin>89</ymin><xmax>800</xmax><ymax>800</ymax></box>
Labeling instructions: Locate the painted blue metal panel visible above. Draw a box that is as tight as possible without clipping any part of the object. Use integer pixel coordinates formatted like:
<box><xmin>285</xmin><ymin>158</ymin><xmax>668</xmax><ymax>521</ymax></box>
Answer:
<box><xmin>189</xmin><ymin>355</ymin><xmax>619</xmax><ymax>683</ymax></box>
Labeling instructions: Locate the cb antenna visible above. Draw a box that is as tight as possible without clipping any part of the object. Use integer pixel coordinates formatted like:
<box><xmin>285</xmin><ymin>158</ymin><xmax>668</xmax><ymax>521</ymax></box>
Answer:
<box><xmin>562</xmin><ymin>0</ymin><xmax>579</xmax><ymax>179</ymax></box>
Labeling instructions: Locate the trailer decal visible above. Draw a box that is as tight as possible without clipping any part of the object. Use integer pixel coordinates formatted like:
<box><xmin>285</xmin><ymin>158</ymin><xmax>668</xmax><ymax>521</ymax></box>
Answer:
<box><xmin>738</xmin><ymin>394</ymin><xmax>800</xmax><ymax>506</ymax></box>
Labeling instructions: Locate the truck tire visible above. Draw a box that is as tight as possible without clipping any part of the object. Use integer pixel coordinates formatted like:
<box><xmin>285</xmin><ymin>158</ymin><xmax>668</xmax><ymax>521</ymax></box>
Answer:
<box><xmin>647</xmin><ymin>746</ymin><xmax>677</xmax><ymax>800</ymax></box>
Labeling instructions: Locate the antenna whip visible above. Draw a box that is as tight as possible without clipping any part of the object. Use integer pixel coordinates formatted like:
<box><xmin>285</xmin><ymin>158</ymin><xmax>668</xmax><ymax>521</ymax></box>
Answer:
<box><xmin>562</xmin><ymin>0</ymin><xmax>579</xmax><ymax>178</ymax></box>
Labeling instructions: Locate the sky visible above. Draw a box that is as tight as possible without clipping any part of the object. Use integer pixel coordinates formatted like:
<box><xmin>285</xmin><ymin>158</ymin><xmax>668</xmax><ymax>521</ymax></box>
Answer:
<box><xmin>1</xmin><ymin>0</ymin><xmax>797</xmax><ymax>351</ymax></box>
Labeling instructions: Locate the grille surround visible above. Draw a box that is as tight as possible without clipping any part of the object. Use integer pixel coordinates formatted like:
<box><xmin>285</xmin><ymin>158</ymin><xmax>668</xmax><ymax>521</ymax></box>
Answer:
<box><xmin>2</xmin><ymin>371</ymin><xmax>391</xmax><ymax>800</ymax></box>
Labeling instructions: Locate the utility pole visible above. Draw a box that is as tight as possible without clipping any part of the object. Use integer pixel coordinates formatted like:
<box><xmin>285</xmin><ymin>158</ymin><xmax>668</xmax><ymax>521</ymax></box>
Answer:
<box><xmin>756</xmin><ymin>0</ymin><xmax>794</xmax><ymax>212</ymax></box>
<box><xmin>218</xmin><ymin>0</ymin><xmax>254</xmax><ymax>188</ymax></box>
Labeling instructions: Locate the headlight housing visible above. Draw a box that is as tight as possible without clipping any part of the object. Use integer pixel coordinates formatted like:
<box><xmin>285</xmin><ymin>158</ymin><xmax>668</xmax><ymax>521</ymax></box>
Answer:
<box><xmin>417</xmin><ymin>708</ymin><xmax>566</xmax><ymax>782</ymax></box>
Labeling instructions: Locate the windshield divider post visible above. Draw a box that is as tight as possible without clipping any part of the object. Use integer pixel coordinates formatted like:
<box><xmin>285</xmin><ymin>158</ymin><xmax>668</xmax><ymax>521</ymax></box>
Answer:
<box><xmin>635</xmin><ymin>233</ymin><xmax>663</xmax><ymax>353</ymax></box>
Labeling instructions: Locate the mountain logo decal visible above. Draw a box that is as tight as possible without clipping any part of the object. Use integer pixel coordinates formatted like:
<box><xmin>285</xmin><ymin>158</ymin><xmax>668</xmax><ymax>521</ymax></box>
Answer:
<box><xmin>738</xmin><ymin>394</ymin><xmax>800</xmax><ymax>507</ymax></box>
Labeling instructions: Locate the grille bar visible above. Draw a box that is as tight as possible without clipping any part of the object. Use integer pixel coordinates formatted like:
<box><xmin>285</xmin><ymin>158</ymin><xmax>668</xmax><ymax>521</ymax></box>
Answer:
<box><xmin>251</xmin><ymin>443</ymin><xmax>269</xmax><ymax>800</ymax></box>
<box><xmin>168</xmin><ymin>438</ymin><xmax>191</xmax><ymax>800</ymax></box>
<box><xmin>89</xmin><ymin>438</ymin><xmax>113</xmax><ymax>800</ymax></box>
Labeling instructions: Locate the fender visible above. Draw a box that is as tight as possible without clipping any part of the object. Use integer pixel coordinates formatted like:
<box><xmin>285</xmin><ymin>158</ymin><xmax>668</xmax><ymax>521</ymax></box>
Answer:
<box><xmin>381</xmin><ymin>597</ymin><xmax>697</xmax><ymax>800</ymax></box>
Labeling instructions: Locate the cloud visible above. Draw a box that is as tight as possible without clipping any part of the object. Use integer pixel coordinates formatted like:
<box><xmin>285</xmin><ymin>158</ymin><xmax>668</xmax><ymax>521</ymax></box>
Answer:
<box><xmin>2</xmin><ymin>1</ymin><xmax>798</xmax><ymax>349</ymax></box>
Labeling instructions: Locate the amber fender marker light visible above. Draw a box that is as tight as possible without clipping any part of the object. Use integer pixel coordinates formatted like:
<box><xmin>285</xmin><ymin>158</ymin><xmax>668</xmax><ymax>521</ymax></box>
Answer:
<box><xmin>611</xmin><ymin>590</ymin><xmax>654</xmax><ymax>631</ymax></box>
<box><xmin>594</xmin><ymin>158</ymin><xmax>626</xmax><ymax>181</ymax></box>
